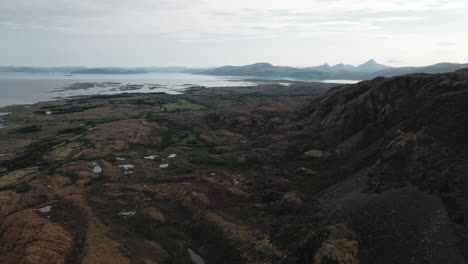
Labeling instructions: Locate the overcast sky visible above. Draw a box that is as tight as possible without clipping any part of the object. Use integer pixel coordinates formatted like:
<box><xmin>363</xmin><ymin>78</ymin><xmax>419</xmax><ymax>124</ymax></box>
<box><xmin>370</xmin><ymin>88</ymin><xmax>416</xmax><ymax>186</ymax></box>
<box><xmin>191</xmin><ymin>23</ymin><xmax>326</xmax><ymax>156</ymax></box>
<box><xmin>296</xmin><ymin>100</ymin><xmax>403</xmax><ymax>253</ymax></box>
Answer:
<box><xmin>0</xmin><ymin>0</ymin><xmax>467</xmax><ymax>67</ymax></box>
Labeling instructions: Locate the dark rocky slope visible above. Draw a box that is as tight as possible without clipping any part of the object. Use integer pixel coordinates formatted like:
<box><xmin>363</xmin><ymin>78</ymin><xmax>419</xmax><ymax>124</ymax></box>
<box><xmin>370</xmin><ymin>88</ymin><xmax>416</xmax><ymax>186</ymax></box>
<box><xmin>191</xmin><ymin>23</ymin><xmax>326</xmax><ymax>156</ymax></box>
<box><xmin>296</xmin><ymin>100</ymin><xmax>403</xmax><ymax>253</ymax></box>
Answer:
<box><xmin>289</xmin><ymin>69</ymin><xmax>468</xmax><ymax>263</ymax></box>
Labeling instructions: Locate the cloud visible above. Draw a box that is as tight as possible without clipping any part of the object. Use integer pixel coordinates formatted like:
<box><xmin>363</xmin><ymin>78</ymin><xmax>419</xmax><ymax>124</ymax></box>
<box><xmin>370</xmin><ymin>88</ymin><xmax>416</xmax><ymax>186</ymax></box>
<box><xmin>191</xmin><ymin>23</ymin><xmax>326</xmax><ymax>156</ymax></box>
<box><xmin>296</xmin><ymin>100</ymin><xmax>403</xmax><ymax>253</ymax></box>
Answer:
<box><xmin>0</xmin><ymin>0</ymin><xmax>465</xmax><ymax>37</ymax></box>
<box><xmin>437</xmin><ymin>42</ymin><xmax>456</xmax><ymax>46</ymax></box>
<box><xmin>0</xmin><ymin>2</ymin><xmax>466</xmax><ymax>68</ymax></box>
<box><xmin>365</xmin><ymin>16</ymin><xmax>425</xmax><ymax>22</ymax></box>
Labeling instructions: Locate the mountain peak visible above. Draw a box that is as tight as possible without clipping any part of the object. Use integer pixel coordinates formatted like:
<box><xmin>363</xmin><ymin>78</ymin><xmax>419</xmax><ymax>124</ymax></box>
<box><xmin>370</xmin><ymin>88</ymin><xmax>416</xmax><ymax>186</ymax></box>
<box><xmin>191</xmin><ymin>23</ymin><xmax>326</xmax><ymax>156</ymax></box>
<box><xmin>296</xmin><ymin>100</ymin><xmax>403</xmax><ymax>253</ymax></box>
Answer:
<box><xmin>357</xmin><ymin>59</ymin><xmax>391</xmax><ymax>73</ymax></box>
<box><xmin>251</xmin><ymin>62</ymin><xmax>273</xmax><ymax>67</ymax></box>
<box><xmin>362</xmin><ymin>59</ymin><xmax>377</xmax><ymax>65</ymax></box>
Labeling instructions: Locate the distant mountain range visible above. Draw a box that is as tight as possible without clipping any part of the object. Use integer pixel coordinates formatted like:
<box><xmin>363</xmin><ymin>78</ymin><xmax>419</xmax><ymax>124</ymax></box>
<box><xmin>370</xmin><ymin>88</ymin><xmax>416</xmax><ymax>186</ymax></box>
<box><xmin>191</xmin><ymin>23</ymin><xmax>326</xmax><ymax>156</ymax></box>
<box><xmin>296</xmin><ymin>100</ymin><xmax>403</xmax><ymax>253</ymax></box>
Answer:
<box><xmin>200</xmin><ymin>60</ymin><xmax>468</xmax><ymax>80</ymax></box>
<box><xmin>70</xmin><ymin>67</ymin><xmax>213</xmax><ymax>74</ymax></box>
<box><xmin>196</xmin><ymin>63</ymin><xmax>331</xmax><ymax>79</ymax></box>
<box><xmin>1</xmin><ymin>60</ymin><xmax>467</xmax><ymax>80</ymax></box>
<box><xmin>306</xmin><ymin>59</ymin><xmax>392</xmax><ymax>73</ymax></box>
<box><xmin>366</xmin><ymin>62</ymin><xmax>468</xmax><ymax>77</ymax></box>
<box><xmin>70</xmin><ymin>68</ymin><xmax>147</xmax><ymax>74</ymax></box>
<box><xmin>0</xmin><ymin>66</ymin><xmax>87</xmax><ymax>73</ymax></box>
<box><xmin>0</xmin><ymin>66</ymin><xmax>211</xmax><ymax>74</ymax></box>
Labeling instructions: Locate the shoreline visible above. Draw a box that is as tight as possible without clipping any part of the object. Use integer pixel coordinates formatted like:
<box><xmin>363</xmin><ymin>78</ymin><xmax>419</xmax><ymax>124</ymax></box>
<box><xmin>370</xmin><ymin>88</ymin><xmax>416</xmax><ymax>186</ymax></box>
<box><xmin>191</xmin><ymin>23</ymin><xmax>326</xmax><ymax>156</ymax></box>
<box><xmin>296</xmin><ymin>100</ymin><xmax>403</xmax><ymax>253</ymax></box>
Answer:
<box><xmin>0</xmin><ymin>72</ymin><xmax>356</xmax><ymax>109</ymax></box>
<box><xmin>0</xmin><ymin>72</ymin><xmax>258</xmax><ymax>108</ymax></box>
<box><xmin>0</xmin><ymin>80</ymin><xmax>341</xmax><ymax>125</ymax></box>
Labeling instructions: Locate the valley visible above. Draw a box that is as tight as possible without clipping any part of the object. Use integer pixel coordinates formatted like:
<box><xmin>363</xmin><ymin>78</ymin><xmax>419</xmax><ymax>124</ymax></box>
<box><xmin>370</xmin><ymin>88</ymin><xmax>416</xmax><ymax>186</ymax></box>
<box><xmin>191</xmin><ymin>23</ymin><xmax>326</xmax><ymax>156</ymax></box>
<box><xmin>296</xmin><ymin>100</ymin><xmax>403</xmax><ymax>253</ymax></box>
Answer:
<box><xmin>0</xmin><ymin>69</ymin><xmax>467</xmax><ymax>264</ymax></box>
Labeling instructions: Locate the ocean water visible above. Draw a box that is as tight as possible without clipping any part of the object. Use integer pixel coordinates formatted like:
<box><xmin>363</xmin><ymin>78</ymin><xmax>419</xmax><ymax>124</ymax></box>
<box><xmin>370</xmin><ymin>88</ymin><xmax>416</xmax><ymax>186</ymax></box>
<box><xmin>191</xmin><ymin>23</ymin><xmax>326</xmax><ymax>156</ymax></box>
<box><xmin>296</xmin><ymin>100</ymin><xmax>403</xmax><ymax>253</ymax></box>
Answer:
<box><xmin>0</xmin><ymin>72</ymin><xmax>258</xmax><ymax>107</ymax></box>
<box><xmin>0</xmin><ymin>72</ymin><xmax>360</xmax><ymax>108</ymax></box>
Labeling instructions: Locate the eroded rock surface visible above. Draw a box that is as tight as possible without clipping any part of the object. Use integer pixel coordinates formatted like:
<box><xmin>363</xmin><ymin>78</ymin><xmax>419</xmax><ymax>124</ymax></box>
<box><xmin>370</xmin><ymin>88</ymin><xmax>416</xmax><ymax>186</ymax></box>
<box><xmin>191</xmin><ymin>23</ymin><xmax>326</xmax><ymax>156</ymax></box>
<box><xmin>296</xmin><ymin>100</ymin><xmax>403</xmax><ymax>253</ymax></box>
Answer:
<box><xmin>0</xmin><ymin>209</ymin><xmax>73</xmax><ymax>264</ymax></box>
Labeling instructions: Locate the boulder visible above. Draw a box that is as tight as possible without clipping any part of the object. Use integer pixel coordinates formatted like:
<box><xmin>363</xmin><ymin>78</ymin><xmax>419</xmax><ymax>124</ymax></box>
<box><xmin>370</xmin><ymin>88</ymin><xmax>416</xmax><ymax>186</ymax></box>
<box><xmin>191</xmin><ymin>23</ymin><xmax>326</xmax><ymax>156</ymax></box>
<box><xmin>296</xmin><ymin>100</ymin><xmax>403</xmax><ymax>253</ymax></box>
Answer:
<box><xmin>304</xmin><ymin>149</ymin><xmax>331</xmax><ymax>159</ymax></box>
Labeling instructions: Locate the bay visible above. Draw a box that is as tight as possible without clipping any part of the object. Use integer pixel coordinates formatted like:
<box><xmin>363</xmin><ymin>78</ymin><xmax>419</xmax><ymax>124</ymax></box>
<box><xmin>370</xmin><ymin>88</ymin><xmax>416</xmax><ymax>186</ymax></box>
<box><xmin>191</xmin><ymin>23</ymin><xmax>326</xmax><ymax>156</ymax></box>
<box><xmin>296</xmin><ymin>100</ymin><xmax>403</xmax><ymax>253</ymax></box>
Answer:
<box><xmin>0</xmin><ymin>72</ymin><xmax>256</xmax><ymax>107</ymax></box>
<box><xmin>0</xmin><ymin>72</ymin><xmax>360</xmax><ymax>107</ymax></box>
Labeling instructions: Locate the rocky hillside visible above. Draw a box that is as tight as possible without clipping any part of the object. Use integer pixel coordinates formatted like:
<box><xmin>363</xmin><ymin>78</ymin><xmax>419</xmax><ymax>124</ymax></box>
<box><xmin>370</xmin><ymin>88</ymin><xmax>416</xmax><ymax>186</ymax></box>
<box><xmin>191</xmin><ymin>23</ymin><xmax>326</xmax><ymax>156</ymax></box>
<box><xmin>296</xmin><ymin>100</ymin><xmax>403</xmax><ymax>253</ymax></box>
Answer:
<box><xmin>288</xmin><ymin>68</ymin><xmax>468</xmax><ymax>263</ymax></box>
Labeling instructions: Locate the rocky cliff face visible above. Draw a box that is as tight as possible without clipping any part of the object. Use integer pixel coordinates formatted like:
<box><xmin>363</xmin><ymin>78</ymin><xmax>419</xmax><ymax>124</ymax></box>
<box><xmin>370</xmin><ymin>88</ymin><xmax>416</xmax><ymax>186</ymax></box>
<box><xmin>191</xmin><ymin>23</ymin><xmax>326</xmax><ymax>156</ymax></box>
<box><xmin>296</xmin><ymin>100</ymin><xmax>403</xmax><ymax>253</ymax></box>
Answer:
<box><xmin>291</xmin><ymin>69</ymin><xmax>468</xmax><ymax>263</ymax></box>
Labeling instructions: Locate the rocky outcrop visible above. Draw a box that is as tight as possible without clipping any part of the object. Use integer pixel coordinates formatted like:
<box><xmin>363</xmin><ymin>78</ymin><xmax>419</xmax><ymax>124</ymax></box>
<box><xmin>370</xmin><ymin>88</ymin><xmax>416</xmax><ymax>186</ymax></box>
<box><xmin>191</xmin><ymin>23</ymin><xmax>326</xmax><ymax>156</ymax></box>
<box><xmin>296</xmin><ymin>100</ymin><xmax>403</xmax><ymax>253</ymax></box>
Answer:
<box><xmin>293</xmin><ymin>69</ymin><xmax>468</xmax><ymax>263</ymax></box>
<box><xmin>0</xmin><ymin>209</ymin><xmax>73</xmax><ymax>264</ymax></box>
<box><xmin>303</xmin><ymin>149</ymin><xmax>331</xmax><ymax>159</ymax></box>
<box><xmin>313</xmin><ymin>239</ymin><xmax>359</xmax><ymax>264</ymax></box>
<box><xmin>78</xmin><ymin>119</ymin><xmax>160</xmax><ymax>159</ymax></box>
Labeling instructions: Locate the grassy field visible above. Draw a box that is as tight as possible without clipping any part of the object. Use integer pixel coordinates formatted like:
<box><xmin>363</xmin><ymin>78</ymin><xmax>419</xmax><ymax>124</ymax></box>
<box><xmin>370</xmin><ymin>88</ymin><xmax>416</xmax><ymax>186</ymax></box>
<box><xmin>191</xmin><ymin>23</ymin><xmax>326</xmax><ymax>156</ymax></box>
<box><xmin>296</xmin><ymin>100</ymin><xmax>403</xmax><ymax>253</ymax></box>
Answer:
<box><xmin>109</xmin><ymin>95</ymin><xmax>154</xmax><ymax>101</ymax></box>
<box><xmin>175</xmin><ymin>131</ymin><xmax>205</xmax><ymax>146</ymax></box>
<box><xmin>1</xmin><ymin>121</ymin><xmax>81</xmax><ymax>142</ymax></box>
<box><xmin>106</xmin><ymin>95</ymin><xmax>206</xmax><ymax>112</ymax></box>
<box><xmin>36</xmin><ymin>122</ymin><xmax>80</xmax><ymax>137</ymax></box>
<box><xmin>162</xmin><ymin>99</ymin><xmax>206</xmax><ymax>111</ymax></box>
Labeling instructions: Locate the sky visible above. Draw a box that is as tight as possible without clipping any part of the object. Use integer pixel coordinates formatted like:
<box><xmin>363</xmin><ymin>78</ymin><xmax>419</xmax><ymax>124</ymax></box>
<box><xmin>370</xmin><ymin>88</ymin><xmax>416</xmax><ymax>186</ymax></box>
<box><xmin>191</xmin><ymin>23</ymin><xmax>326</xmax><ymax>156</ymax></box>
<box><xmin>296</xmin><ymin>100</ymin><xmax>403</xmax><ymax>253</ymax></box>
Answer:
<box><xmin>0</xmin><ymin>0</ymin><xmax>467</xmax><ymax>67</ymax></box>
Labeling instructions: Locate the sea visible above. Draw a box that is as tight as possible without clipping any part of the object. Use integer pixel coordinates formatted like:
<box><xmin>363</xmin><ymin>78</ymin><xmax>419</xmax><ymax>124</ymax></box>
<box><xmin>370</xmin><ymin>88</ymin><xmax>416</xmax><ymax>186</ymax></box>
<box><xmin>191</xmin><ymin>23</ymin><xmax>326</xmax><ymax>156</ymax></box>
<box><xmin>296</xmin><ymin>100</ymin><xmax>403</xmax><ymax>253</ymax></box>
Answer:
<box><xmin>0</xmin><ymin>72</ymin><xmax>360</xmax><ymax>108</ymax></box>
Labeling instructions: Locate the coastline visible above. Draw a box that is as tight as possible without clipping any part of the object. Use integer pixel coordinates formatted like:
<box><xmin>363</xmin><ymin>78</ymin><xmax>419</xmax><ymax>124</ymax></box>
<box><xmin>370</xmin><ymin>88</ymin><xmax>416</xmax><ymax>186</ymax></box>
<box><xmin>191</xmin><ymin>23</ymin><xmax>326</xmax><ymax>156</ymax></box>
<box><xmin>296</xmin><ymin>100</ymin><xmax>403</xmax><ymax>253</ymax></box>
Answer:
<box><xmin>0</xmin><ymin>78</ymin><xmax>342</xmax><ymax>129</ymax></box>
<box><xmin>0</xmin><ymin>72</ymin><xmax>259</xmax><ymax>108</ymax></box>
<box><xmin>0</xmin><ymin>71</ymin><xmax>359</xmax><ymax>109</ymax></box>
